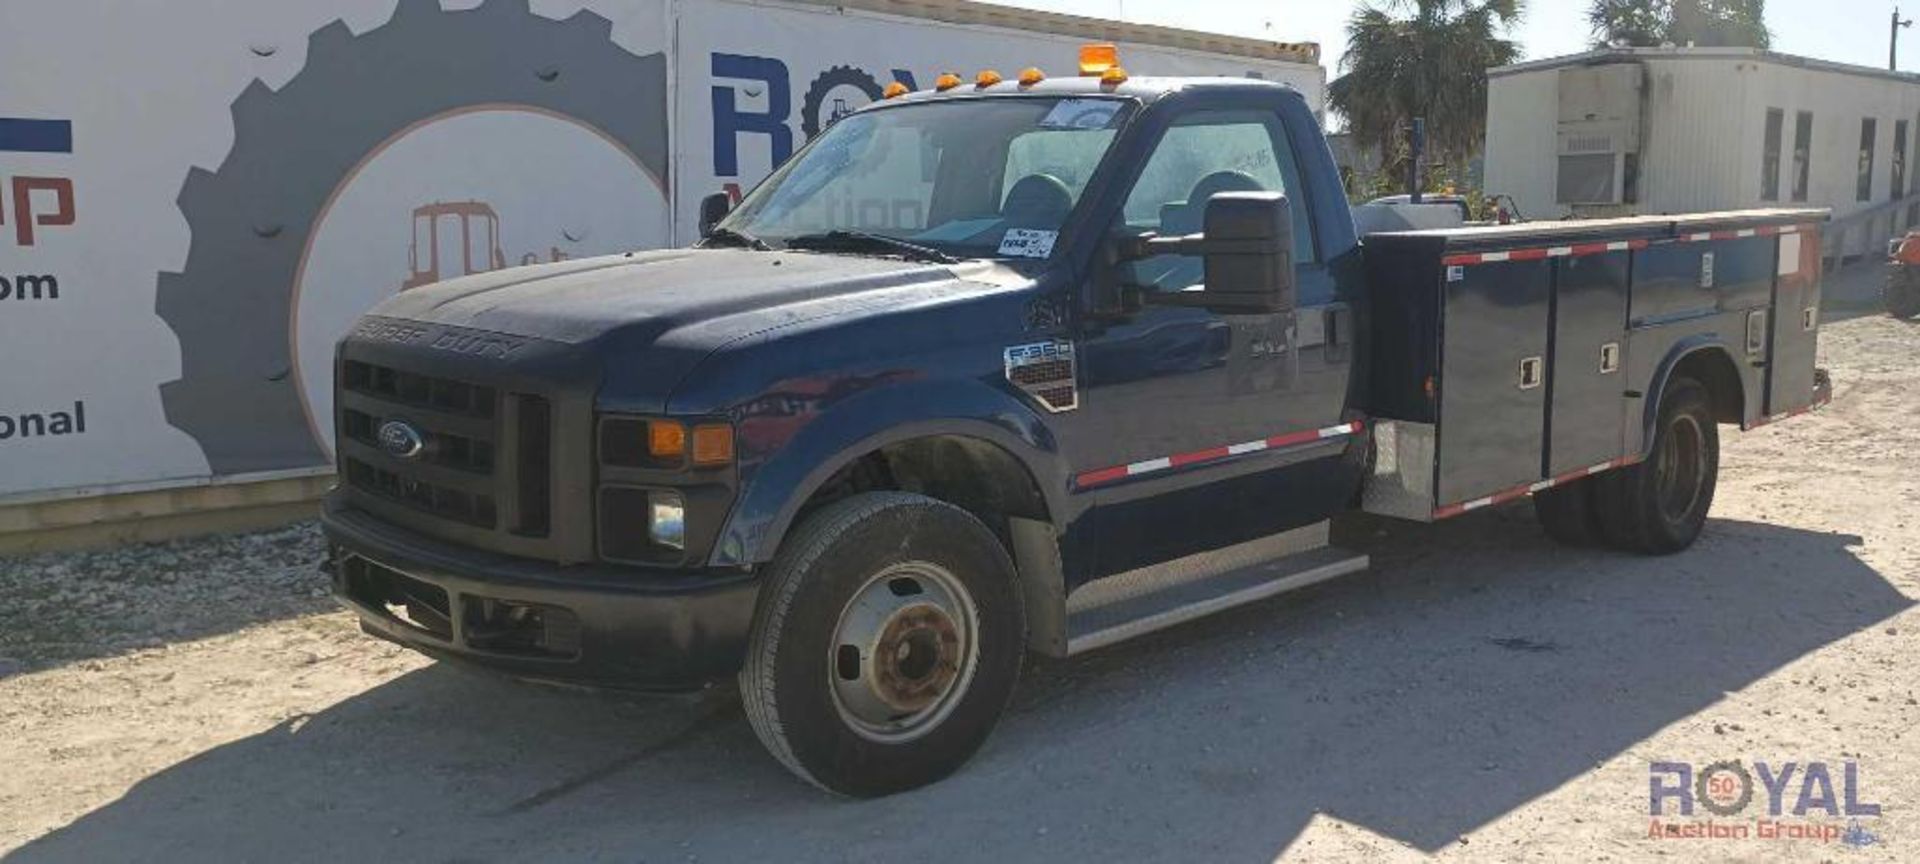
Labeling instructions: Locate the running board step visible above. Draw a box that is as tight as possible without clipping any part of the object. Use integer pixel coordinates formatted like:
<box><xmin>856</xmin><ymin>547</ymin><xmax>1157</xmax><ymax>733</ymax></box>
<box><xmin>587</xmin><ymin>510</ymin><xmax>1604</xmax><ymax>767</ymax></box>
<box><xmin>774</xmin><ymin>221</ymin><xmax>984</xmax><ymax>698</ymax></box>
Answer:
<box><xmin>1065</xmin><ymin>536</ymin><xmax>1368</xmax><ymax>656</ymax></box>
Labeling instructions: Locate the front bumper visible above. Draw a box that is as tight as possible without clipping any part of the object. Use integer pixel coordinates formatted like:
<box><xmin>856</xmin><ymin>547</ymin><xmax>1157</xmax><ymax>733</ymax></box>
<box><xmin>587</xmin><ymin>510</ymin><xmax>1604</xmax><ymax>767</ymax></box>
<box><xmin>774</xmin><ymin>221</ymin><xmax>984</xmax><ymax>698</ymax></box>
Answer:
<box><xmin>321</xmin><ymin>494</ymin><xmax>758</xmax><ymax>691</ymax></box>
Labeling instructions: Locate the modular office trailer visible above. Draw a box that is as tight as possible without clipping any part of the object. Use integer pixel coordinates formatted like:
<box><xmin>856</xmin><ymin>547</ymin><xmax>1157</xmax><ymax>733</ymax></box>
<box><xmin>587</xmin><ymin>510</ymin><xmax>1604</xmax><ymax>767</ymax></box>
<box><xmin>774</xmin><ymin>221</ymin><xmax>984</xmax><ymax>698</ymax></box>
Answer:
<box><xmin>0</xmin><ymin>0</ymin><xmax>1321</xmax><ymax>509</ymax></box>
<box><xmin>1483</xmin><ymin>47</ymin><xmax>1920</xmax><ymax>257</ymax></box>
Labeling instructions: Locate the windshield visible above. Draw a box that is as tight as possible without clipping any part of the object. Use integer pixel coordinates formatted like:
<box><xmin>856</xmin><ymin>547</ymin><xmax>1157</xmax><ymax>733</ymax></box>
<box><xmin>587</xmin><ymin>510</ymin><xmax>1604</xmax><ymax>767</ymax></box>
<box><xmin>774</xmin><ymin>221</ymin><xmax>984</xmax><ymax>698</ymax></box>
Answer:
<box><xmin>718</xmin><ymin>97</ymin><xmax>1135</xmax><ymax>260</ymax></box>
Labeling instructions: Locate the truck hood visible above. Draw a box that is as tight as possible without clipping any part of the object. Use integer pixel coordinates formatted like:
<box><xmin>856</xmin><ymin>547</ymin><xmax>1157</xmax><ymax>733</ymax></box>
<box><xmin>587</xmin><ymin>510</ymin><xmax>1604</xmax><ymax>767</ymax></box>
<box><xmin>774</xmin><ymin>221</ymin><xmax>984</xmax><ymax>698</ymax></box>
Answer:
<box><xmin>361</xmin><ymin>248</ymin><xmax>1032</xmax><ymax>409</ymax></box>
<box><xmin>370</xmin><ymin>248</ymin><xmax>992</xmax><ymax>346</ymax></box>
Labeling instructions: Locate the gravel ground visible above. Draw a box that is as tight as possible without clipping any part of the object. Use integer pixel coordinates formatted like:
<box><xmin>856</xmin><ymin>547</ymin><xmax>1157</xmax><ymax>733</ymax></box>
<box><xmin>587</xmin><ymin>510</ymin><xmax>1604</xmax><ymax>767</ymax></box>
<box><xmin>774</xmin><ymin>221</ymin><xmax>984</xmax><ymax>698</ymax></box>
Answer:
<box><xmin>2</xmin><ymin>267</ymin><xmax>1915</xmax><ymax>863</ymax></box>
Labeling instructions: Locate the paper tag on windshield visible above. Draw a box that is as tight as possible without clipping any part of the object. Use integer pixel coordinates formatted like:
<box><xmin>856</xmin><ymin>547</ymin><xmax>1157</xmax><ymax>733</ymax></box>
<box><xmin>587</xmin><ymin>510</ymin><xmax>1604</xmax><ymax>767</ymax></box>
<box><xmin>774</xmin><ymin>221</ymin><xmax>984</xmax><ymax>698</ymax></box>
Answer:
<box><xmin>1039</xmin><ymin>99</ymin><xmax>1122</xmax><ymax>130</ymax></box>
<box><xmin>999</xmin><ymin>229</ymin><xmax>1058</xmax><ymax>258</ymax></box>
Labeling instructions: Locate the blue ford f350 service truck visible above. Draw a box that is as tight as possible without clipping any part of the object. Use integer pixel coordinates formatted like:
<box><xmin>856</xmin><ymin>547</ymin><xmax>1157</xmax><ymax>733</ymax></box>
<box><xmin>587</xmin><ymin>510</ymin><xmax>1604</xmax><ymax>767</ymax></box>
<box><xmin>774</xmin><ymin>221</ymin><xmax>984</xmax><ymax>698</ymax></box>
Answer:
<box><xmin>323</xmin><ymin>54</ymin><xmax>1832</xmax><ymax>796</ymax></box>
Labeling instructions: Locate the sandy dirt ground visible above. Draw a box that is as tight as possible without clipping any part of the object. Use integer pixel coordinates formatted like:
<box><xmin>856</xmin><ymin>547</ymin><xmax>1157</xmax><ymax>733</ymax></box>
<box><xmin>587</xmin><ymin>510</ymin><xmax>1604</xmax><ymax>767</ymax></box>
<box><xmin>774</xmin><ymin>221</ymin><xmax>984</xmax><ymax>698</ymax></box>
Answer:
<box><xmin>2</xmin><ymin>266</ymin><xmax>1915</xmax><ymax>863</ymax></box>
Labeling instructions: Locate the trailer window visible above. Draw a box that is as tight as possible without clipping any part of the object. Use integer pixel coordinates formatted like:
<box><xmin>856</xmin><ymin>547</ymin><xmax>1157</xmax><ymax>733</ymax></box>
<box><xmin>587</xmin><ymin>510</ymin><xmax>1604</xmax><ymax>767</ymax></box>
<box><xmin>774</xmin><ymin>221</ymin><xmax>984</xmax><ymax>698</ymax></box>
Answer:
<box><xmin>1895</xmin><ymin>120</ymin><xmax>1909</xmax><ymax>202</ymax></box>
<box><xmin>1760</xmin><ymin>109</ymin><xmax>1783</xmax><ymax>202</ymax></box>
<box><xmin>1792</xmin><ymin>111</ymin><xmax>1813</xmax><ymax>203</ymax></box>
<box><xmin>1859</xmin><ymin>118</ymin><xmax>1878</xmax><ymax>202</ymax></box>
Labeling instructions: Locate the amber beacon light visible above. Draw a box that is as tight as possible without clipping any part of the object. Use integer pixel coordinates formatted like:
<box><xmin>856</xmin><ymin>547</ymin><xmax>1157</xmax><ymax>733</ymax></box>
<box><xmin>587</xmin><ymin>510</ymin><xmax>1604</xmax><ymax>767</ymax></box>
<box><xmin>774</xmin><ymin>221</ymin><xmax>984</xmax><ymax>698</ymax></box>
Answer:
<box><xmin>1078</xmin><ymin>43</ymin><xmax>1119</xmax><ymax>76</ymax></box>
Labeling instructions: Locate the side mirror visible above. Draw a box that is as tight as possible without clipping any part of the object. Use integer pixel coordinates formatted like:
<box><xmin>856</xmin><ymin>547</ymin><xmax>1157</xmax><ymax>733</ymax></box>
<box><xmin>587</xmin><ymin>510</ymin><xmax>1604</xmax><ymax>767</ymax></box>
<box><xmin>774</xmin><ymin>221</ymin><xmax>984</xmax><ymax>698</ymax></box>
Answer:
<box><xmin>1119</xmin><ymin>191</ymin><xmax>1296</xmax><ymax>314</ymax></box>
<box><xmin>1197</xmin><ymin>192</ymin><xmax>1296</xmax><ymax>314</ymax></box>
<box><xmin>698</xmin><ymin>192</ymin><xmax>733</xmax><ymax>238</ymax></box>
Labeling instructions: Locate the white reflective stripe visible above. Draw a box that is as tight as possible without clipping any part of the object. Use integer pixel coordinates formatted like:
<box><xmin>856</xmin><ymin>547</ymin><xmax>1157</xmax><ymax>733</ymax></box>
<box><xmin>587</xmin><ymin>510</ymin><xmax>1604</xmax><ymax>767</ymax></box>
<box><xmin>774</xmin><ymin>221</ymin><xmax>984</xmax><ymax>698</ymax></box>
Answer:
<box><xmin>1548</xmin><ymin>247</ymin><xmax>1573</xmax><ymax>257</ymax></box>
<box><xmin>1587</xmin><ymin>461</ymin><xmax>1613</xmax><ymax>474</ymax></box>
<box><xmin>1317</xmin><ymin>423</ymin><xmax>1356</xmax><ymax>438</ymax></box>
<box><xmin>1736</xmin><ymin>228</ymin><xmax>1757</xmax><ymax>238</ymax></box>
<box><xmin>1528</xmin><ymin>480</ymin><xmax>1555</xmax><ymax>492</ymax></box>
<box><xmin>1481</xmin><ymin>251</ymin><xmax>1511</xmax><ymax>263</ymax></box>
<box><xmin>1689</xmin><ymin>232</ymin><xmax>1712</xmax><ymax>242</ymax></box>
<box><xmin>1127</xmin><ymin>457</ymin><xmax>1171</xmax><ymax>475</ymax></box>
<box><xmin>1606</xmin><ymin>241</ymin><xmax>1632</xmax><ymax>251</ymax></box>
<box><xmin>1227</xmin><ymin>441</ymin><xmax>1267</xmax><ymax>455</ymax></box>
<box><xmin>1780</xmin><ymin>225</ymin><xmax>1800</xmax><ymax>234</ymax></box>
<box><xmin>1461</xmin><ymin>496</ymin><xmax>1496</xmax><ymax>512</ymax></box>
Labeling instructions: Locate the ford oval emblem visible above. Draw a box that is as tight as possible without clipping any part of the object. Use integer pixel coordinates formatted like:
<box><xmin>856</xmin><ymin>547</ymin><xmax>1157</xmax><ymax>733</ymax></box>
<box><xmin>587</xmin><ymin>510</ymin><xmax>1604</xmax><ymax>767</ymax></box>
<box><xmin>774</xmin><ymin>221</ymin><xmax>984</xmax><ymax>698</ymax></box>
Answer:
<box><xmin>377</xmin><ymin>419</ymin><xmax>426</xmax><ymax>460</ymax></box>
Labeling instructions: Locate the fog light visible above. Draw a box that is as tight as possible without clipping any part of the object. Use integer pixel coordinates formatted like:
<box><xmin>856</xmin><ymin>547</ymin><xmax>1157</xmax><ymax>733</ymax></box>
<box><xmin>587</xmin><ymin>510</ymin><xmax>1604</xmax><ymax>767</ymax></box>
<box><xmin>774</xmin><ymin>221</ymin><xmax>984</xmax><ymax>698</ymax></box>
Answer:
<box><xmin>649</xmin><ymin>490</ymin><xmax>686</xmax><ymax>550</ymax></box>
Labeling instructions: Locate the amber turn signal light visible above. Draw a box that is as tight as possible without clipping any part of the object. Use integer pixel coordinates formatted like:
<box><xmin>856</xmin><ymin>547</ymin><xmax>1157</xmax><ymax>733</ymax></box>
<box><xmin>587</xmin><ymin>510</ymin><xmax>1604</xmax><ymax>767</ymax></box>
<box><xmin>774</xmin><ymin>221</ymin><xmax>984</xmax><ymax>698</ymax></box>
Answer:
<box><xmin>648</xmin><ymin>420</ymin><xmax>687</xmax><ymax>460</ymax></box>
<box><xmin>691</xmin><ymin>424</ymin><xmax>735</xmax><ymax>467</ymax></box>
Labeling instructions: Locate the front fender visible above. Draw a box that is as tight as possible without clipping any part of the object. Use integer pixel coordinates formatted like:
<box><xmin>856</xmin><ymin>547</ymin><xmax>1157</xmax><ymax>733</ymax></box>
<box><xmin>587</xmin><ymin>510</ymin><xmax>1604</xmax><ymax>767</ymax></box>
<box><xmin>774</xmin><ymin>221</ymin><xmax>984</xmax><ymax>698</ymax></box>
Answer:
<box><xmin>709</xmin><ymin>377</ymin><xmax>1070</xmax><ymax>567</ymax></box>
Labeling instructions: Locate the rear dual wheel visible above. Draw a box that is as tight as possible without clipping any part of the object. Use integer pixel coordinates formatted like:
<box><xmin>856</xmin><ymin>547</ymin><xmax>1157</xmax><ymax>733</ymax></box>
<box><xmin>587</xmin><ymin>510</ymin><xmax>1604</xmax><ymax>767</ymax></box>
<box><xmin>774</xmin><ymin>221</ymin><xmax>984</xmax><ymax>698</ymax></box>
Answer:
<box><xmin>1535</xmin><ymin>377</ymin><xmax>1718</xmax><ymax>554</ymax></box>
<box><xmin>739</xmin><ymin>492</ymin><xmax>1026</xmax><ymax>797</ymax></box>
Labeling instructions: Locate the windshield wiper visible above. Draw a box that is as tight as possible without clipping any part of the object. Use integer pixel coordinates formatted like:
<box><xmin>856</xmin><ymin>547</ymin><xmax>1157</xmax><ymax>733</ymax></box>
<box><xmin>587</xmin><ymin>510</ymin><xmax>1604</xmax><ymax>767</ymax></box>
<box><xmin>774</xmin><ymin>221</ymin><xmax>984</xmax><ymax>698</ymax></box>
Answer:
<box><xmin>703</xmin><ymin>227</ymin><xmax>771</xmax><ymax>251</ymax></box>
<box><xmin>783</xmin><ymin>230</ymin><xmax>958</xmax><ymax>264</ymax></box>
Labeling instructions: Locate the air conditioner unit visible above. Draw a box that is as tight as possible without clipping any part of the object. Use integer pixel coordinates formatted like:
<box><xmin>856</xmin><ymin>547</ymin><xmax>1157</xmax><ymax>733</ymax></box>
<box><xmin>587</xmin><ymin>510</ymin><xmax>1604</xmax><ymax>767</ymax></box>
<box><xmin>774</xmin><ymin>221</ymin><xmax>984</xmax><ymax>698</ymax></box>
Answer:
<box><xmin>1555</xmin><ymin>64</ymin><xmax>1643</xmax><ymax>205</ymax></box>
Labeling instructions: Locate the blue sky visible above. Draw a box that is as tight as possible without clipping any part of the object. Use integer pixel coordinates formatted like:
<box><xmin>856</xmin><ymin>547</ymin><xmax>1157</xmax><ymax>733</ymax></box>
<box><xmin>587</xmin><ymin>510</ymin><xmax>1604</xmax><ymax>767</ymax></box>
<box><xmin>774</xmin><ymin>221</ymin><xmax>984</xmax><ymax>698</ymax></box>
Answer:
<box><xmin>991</xmin><ymin>0</ymin><xmax>1920</xmax><ymax>80</ymax></box>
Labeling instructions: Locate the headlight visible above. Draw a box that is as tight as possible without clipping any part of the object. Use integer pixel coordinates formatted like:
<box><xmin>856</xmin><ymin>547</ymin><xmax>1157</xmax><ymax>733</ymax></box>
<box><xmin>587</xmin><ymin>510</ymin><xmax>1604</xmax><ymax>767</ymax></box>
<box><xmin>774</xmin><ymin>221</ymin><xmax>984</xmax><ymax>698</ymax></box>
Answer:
<box><xmin>595</xmin><ymin>414</ymin><xmax>737</xmax><ymax>565</ymax></box>
<box><xmin>648</xmin><ymin>490</ymin><xmax>686</xmax><ymax>551</ymax></box>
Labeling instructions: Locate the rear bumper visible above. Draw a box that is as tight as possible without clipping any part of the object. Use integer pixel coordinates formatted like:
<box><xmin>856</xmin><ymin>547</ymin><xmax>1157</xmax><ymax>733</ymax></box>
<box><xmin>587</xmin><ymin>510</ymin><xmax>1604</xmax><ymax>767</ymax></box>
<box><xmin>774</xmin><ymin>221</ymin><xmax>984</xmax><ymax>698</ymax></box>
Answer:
<box><xmin>321</xmin><ymin>494</ymin><xmax>757</xmax><ymax>691</ymax></box>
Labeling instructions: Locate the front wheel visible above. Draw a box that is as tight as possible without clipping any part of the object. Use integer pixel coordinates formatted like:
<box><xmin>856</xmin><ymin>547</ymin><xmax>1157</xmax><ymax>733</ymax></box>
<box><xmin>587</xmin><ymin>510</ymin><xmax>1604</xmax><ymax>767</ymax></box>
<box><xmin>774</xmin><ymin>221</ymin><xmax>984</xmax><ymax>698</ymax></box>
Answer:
<box><xmin>1593</xmin><ymin>377</ymin><xmax>1720</xmax><ymax>554</ymax></box>
<box><xmin>739</xmin><ymin>492</ymin><xmax>1026</xmax><ymax>797</ymax></box>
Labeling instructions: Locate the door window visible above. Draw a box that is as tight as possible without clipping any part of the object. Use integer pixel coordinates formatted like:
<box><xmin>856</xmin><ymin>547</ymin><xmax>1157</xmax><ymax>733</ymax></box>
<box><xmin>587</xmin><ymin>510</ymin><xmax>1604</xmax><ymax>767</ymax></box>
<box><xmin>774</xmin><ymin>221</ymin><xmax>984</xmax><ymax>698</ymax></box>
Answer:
<box><xmin>1118</xmin><ymin>110</ymin><xmax>1314</xmax><ymax>292</ymax></box>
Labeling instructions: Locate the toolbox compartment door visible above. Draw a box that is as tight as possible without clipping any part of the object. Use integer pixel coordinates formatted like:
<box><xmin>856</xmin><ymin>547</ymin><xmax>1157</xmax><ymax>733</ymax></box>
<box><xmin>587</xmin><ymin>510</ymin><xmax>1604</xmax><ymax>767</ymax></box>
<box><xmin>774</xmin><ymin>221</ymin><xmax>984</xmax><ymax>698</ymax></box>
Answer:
<box><xmin>1547</xmin><ymin>252</ymin><xmax>1631</xmax><ymax>475</ymax></box>
<box><xmin>1436</xmin><ymin>259</ymin><xmax>1551</xmax><ymax>505</ymax></box>
<box><xmin>1767</xmin><ymin>225</ymin><xmax>1823</xmax><ymax>415</ymax></box>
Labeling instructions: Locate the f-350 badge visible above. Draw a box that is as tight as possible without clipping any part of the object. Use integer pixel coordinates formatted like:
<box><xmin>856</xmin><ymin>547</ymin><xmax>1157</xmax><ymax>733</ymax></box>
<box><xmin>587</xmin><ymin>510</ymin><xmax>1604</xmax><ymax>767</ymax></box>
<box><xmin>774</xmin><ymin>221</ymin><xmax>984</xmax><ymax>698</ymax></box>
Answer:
<box><xmin>1004</xmin><ymin>340</ymin><xmax>1078</xmax><ymax>413</ymax></box>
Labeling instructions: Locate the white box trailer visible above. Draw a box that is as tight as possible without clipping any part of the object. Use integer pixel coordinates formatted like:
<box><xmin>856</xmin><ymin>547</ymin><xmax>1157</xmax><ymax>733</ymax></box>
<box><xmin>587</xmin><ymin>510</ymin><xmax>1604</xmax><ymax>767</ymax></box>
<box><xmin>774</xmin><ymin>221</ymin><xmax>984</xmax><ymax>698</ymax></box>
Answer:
<box><xmin>1484</xmin><ymin>47</ymin><xmax>1920</xmax><ymax>257</ymax></box>
<box><xmin>0</xmin><ymin>0</ymin><xmax>1321</xmax><ymax>526</ymax></box>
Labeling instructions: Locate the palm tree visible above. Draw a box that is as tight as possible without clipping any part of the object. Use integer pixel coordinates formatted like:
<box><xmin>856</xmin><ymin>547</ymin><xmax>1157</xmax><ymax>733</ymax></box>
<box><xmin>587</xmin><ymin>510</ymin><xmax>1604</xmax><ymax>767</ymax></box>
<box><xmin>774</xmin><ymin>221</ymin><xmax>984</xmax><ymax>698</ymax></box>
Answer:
<box><xmin>1328</xmin><ymin>1</ymin><xmax>1524</xmax><ymax>188</ymax></box>
<box><xmin>1589</xmin><ymin>0</ymin><xmax>1771</xmax><ymax>49</ymax></box>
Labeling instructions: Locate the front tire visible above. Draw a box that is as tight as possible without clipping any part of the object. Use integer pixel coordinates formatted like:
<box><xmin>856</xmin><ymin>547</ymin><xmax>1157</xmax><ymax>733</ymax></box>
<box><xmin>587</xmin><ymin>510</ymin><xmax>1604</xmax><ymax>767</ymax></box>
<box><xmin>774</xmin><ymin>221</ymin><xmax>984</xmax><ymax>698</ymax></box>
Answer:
<box><xmin>739</xmin><ymin>492</ymin><xmax>1026</xmax><ymax>797</ymax></box>
<box><xmin>1593</xmin><ymin>377</ymin><xmax>1720</xmax><ymax>554</ymax></box>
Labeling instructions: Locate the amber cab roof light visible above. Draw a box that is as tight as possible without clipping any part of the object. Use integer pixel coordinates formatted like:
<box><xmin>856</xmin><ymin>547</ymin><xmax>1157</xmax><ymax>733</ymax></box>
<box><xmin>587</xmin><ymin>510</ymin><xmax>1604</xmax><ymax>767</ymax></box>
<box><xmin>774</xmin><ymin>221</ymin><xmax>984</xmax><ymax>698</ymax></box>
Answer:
<box><xmin>1078</xmin><ymin>43</ymin><xmax>1119</xmax><ymax>77</ymax></box>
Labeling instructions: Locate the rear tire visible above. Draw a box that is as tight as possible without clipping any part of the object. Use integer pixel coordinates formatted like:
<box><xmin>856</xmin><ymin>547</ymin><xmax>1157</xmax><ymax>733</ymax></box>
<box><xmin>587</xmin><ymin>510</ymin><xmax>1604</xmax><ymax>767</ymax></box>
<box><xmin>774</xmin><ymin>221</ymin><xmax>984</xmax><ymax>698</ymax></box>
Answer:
<box><xmin>1533</xmin><ymin>479</ymin><xmax>1601</xmax><ymax>546</ymax></box>
<box><xmin>1593</xmin><ymin>377</ymin><xmax>1719</xmax><ymax>554</ymax></box>
<box><xmin>1887</xmin><ymin>265</ymin><xmax>1920</xmax><ymax>319</ymax></box>
<box><xmin>739</xmin><ymin>492</ymin><xmax>1025</xmax><ymax>797</ymax></box>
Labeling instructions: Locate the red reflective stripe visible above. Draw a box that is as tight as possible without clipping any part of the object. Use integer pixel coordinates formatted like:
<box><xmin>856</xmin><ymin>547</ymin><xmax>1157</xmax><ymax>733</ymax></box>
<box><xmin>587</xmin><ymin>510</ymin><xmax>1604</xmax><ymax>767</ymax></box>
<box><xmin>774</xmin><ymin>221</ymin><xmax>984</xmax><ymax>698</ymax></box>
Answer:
<box><xmin>1447</xmin><ymin>237</ymin><xmax>1648</xmax><ymax>268</ymax></box>
<box><xmin>1263</xmin><ymin>427</ymin><xmax>1323</xmax><ymax>449</ymax></box>
<box><xmin>1074</xmin><ymin>421</ymin><xmax>1363</xmax><ymax>489</ymax></box>
<box><xmin>1168</xmin><ymin>446</ymin><xmax>1230</xmax><ymax>468</ymax></box>
<box><xmin>1075</xmin><ymin>466</ymin><xmax>1130</xmax><ymax>488</ymax></box>
<box><xmin>1431</xmin><ymin>454</ymin><xmax>1643</xmax><ymax>520</ymax></box>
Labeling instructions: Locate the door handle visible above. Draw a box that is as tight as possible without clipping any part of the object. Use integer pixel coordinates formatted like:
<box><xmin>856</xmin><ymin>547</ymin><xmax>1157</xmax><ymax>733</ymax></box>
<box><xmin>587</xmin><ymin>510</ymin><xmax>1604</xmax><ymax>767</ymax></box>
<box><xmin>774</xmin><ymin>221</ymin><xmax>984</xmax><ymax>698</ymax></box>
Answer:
<box><xmin>1518</xmin><ymin>356</ymin><xmax>1544</xmax><ymax>390</ymax></box>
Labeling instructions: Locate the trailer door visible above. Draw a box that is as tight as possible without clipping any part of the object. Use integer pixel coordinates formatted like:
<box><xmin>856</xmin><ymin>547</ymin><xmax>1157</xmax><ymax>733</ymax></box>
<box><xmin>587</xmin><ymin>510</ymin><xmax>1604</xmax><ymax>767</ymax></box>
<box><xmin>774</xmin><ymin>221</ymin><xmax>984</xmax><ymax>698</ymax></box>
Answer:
<box><xmin>1766</xmin><ymin>224</ymin><xmax>1823</xmax><ymax>415</ymax></box>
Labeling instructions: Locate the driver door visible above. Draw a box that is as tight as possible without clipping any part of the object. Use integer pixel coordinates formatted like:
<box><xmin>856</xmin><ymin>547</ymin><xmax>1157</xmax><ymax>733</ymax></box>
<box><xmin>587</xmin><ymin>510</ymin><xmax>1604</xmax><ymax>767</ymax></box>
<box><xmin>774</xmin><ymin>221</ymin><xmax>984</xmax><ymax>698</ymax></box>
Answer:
<box><xmin>1054</xmin><ymin>105</ymin><xmax>1355</xmax><ymax>580</ymax></box>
